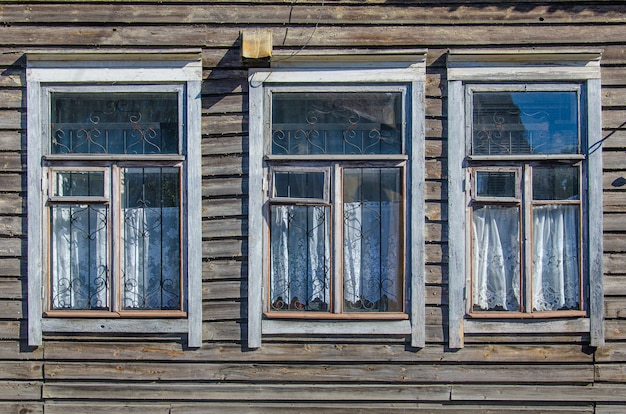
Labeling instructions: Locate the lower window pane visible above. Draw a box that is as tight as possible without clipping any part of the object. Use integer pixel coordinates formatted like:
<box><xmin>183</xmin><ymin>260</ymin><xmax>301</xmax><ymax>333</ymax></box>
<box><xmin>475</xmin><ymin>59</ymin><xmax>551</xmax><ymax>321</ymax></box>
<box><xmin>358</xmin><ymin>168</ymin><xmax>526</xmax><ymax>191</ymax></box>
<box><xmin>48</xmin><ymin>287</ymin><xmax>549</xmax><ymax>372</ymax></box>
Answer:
<box><xmin>472</xmin><ymin>205</ymin><xmax>521</xmax><ymax>312</ymax></box>
<box><xmin>50</xmin><ymin>205</ymin><xmax>109</xmax><ymax>310</ymax></box>
<box><xmin>270</xmin><ymin>205</ymin><xmax>331</xmax><ymax>312</ymax></box>
<box><xmin>343</xmin><ymin>168</ymin><xmax>403</xmax><ymax>312</ymax></box>
<box><xmin>121</xmin><ymin>168</ymin><xmax>181</xmax><ymax>310</ymax></box>
<box><xmin>532</xmin><ymin>204</ymin><xmax>580</xmax><ymax>311</ymax></box>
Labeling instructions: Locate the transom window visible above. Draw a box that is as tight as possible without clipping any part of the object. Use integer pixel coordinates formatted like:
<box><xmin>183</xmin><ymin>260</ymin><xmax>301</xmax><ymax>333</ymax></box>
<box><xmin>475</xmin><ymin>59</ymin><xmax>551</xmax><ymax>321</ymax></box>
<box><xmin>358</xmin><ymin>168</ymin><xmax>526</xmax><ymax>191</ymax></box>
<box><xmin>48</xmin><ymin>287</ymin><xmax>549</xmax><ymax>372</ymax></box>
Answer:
<box><xmin>467</xmin><ymin>86</ymin><xmax>585</xmax><ymax>316</ymax></box>
<box><xmin>44</xmin><ymin>88</ymin><xmax>185</xmax><ymax>315</ymax></box>
<box><xmin>267</xmin><ymin>91</ymin><xmax>406</xmax><ymax>317</ymax></box>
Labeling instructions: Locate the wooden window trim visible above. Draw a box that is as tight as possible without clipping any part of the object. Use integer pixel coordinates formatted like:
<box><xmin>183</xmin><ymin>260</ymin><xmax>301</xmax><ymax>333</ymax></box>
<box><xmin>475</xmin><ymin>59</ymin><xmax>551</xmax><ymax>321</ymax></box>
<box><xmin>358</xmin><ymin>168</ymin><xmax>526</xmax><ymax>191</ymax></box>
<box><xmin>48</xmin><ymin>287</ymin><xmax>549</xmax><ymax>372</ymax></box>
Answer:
<box><xmin>247</xmin><ymin>55</ymin><xmax>427</xmax><ymax>348</ymax></box>
<box><xmin>27</xmin><ymin>52</ymin><xmax>203</xmax><ymax>347</ymax></box>
<box><xmin>446</xmin><ymin>50</ymin><xmax>604</xmax><ymax>349</ymax></box>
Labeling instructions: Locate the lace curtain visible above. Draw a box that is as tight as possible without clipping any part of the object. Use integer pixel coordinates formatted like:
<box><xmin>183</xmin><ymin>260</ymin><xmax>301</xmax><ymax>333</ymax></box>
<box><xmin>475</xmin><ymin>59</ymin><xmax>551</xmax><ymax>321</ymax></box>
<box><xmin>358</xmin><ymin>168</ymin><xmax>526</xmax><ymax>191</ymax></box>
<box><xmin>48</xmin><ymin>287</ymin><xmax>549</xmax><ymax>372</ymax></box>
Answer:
<box><xmin>472</xmin><ymin>204</ymin><xmax>579</xmax><ymax>312</ymax></box>
<box><xmin>270</xmin><ymin>201</ymin><xmax>401</xmax><ymax>312</ymax></box>
<box><xmin>51</xmin><ymin>206</ymin><xmax>180</xmax><ymax>310</ymax></box>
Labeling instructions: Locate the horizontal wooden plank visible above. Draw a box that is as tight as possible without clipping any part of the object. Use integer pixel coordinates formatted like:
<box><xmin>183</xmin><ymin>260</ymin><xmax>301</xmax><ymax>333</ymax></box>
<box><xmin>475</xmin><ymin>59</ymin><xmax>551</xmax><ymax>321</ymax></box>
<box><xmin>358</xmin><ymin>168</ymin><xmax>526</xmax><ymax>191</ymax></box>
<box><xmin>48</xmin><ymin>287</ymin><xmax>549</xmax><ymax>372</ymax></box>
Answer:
<box><xmin>0</xmin><ymin>258</ymin><xmax>22</xmax><ymax>277</ymax></box>
<box><xmin>0</xmin><ymin>381</ymin><xmax>41</xmax><ymax>401</ymax></box>
<box><xmin>604</xmin><ymin>253</ymin><xmax>626</xmax><ymax>274</ymax></box>
<box><xmin>172</xmin><ymin>403</ymin><xmax>593</xmax><ymax>414</ymax></box>
<box><xmin>2</xmin><ymin>4</ymin><xmax>626</xmax><ymax>26</ymax></box>
<box><xmin>43</xmin><ymin>362</ymin><xmax>593</xmax><ymax>383</ymax></box>
<box><xmin>0</xmin><ymin>403</ymin><xmax>41</xmax><ymax>414</ymax></box>
<box><xmin>0</xmin><ymin>24</ymin><xmax>622</xmax><ymax>49</ymax></box>
<box><xmin>0</xmin><ymin>299</ymin><xmax>22</xmax><ymax>319</ymax></box>
<box><xmin>42</xmin><ymin>341</ymin><xmax>592</xmax><ymax>363</ymax></box>
<box><xmin>602</xmin><ymin>129</ymin><xmax>626</xmax><ymax>150</ymax></box>
<box><xmin>202</xmin><ymin>177</ymin><xmax>247</xmax><ymax>197</ymax></box>
<box><xmin>203</xmin><ymin>258</ymin><xmax>246</xmax><ymax>280</ymax></box>
<box><xmin>596</xmin><ymin>343</ymin><xmax>626</xmax><ymax>363</ymax></box>
<box><xmin>202</xmin><ymin>154</ymin><xmax>248</xmax><ymax>176</ymax></box>
<box><xmin>452</xmin><ymin>384</ymin><xmax>626</xmax><ymax>402</ymax></box>
<box><xmin>0</xmin><ymin>340</ymin><xmax>40</xmax><ymax>360</ymax></box>
<box><xmin>605</xmin><ymin>320</ymin><xmax>626</xmax><ymax>340</ymax></box>
<box><xmin>0</xmin><ymin>362</ymin><xmax>41</xmax><ymax>380</ymax></box>
<box><xmin>43</xmin><ymin>382</ymin><xmax>450</xmax><ymax>401</ymax></box>
<box><xmin>0</xmin><ymin>278</ymin><xmax>24</xmax><ymax>300</ymax></box>
<box><xmin>0</xmin><ymin>173</ymin><xmax>23</xmax><ymax>192</ymax></box>
<box><xmin>0</xmin><ymin>216</ymin><xmax>23</xmax><ymax>237</ymax></box>
<box><xmin>605</xmin><ymin>297</ymin><xmax>626</xmax><ymax>319</ymax></box>
<box><xmin>203</xmin><ymin>239</ymin><xmax>247</xmax><ymax>259</ymax></box>
<box><xmin>595</xmin><ymin>363</ymin><xmax>626</xmax><ymax>383</ymax></box>
<box><xmin>0</xmin><ymin>193</ymin><xmax>23</xmax><ymax>215</ymax></box>
<box><xmin>604</xmin><ymin>234</ymin><xmax>626</xmax><ymax>253</ymax></box>
<box><xmin>44</xmin><ymin>404</ymin><xmax>170</xmax><ymax>414</ymax></box>
<box><xmin>203</xmin><ymin>218</ymin><xmax>248</xmax><ymax>239</ymax></box>
<box><xmin>604</xmin><ymin>276</ymin><xmax>626</xmax><ymax>295</ymax></box>
<box><xmin>202</xmin><ymin>136</ymin><xmax>246</xmax><ymax>156</ymax></box>
<box><xmin>203</xmin><ymin>197</ymin><xmax>247</xmax><ymax>219</ymax></box>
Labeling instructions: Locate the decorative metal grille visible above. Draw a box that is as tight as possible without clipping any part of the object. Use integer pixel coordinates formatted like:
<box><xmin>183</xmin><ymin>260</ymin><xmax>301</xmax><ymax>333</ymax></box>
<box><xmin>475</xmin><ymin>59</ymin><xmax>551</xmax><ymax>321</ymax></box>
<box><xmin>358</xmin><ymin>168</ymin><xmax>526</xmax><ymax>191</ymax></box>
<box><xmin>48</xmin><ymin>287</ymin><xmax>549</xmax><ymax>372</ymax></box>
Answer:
<box><xmin>50</xmin><ymin>205</ymin><xmax>109</xmax><ymax>310</ymax></box>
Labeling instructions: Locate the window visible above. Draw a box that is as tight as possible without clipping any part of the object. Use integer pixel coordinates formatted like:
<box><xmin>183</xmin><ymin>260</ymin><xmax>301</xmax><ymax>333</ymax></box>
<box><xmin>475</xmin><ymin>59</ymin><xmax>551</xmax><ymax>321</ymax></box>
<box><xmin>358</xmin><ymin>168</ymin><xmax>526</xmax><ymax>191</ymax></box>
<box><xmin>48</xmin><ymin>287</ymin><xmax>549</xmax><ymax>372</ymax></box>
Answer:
<box><xmin>447</xmin><ymin>50</ymin><xmax>604</xmax><ymax>348</ymax></box>
<box><xmin>468</xmin><ymin>87</ymin><xmax>584</xmax><ymax>315</ymax></box>
<box><xmin>27</xmin><ymin>52</ymin><xmax>203</xmax><ymax>346</ymax></box>
<box><xmin>268</xmin><ymin>91</ymin><xmax>406</xmax><ymax>316</ymax></box>
<box><xmin>248</xmin><ymin>52</ymin><xmax>427</xmax><ymax>348</ymax></box>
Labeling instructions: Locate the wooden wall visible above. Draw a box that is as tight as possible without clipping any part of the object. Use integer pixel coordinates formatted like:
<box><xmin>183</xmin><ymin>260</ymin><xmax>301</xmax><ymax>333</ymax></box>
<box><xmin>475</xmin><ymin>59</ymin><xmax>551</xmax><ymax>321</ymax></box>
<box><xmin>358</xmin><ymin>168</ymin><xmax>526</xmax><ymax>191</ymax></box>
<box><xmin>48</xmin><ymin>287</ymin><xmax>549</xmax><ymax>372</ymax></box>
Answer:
<box><xmin>0</xmin><ymin>1</ymin><xmax>625</xmax><ymax>412</ymax></box>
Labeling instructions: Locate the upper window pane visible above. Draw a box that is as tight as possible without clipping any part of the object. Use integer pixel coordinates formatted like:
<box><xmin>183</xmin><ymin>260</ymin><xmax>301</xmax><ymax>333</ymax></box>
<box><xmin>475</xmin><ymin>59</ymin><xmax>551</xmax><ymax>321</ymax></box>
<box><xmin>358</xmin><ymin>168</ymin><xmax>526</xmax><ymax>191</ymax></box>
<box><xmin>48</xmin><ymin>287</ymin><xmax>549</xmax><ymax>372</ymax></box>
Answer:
<box><xmin>472</xmin><ymin>91</ymin><xmax>579</xmax><ymax>155</ymax></box>
<box><xmin>54</xmin><ymin>171</ymin><xmax>105</xmax><ymax>197</ymax></box>
<box><xmin>274</xmin><ymin>171</ymin><xmax>325</xmax><ymax>200</ymax></box>
<box><xmin>272</xmin><ymin>92</ymin><xmax>403</xmax><ymax>155</ymax></box>
<box><xmin>51</xmin><ymin>92</ymin><xmax>179</xmax><ymax>155</ymax></box>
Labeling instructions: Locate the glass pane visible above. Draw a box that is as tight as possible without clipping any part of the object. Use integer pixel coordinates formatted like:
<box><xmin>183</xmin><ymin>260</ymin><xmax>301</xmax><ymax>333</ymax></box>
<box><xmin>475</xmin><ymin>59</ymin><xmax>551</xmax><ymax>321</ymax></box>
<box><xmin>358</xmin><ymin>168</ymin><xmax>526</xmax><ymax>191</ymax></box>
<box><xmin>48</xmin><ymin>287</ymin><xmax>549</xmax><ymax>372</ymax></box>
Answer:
<box><xmin>343</xmin><ymin>168</ymin><xmax>403</xmax><ymax>312</ymax></box>
<box><xmin>272</xmin><ymin>92</ymin><xmax>403</xmax><ymax>155</ymax></box>
<box><xmin>51</xmin><ymin>92</ymin><xmax>179</xmax><ymax>154</ymax></box>
<box><xmin>472</xmin><ymin>205</ymin><xmax>521</xmax><ymax>312</ymax></box>
<box><xmin>50</xmin><ymin>205</ymin><xmax>109</xmax><ymax>310</ymax></box>
<box><xmin>270</xmin><ymin>205</ymin><xmax>331</xmax><ymax>312</ymax></box>
<box><xmin>54</xmin><ymin>171</ymin><xmax>105</xmax><ymax>197</ymax></box>
<box><xmin>121</xmin><ymin>168</ymin><xmax>181</xmax><ymax>310</ymax></box>
<box><xmin>532</xmin><ymin>205</ymin><xmax>580</xmax><ymax>311</ymax></box>
<box><xmin>274</xmin><ymin>171</ymin><xmax>324</xmax><ymax>199</ymax></box>
<box><xmin>533</xmin><ymin>165</ymin><xmax>579</xmax><ymax>200</ymax></box>
<box><xmin>475</xmin><ymin>171</ymin><xmax>517</xmax><ymax>198</ymax></box>
<box><xmin>472</xmin><ymin>91</ymin><xmax>579</xmax><ymax>155</ymax></box>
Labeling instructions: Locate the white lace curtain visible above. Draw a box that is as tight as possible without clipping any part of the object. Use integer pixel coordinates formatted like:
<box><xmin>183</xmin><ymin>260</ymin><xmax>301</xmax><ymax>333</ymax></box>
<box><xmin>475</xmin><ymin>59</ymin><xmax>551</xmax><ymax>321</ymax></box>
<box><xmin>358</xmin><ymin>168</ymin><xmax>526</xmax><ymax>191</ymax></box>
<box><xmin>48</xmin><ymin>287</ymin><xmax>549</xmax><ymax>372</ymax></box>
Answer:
<box><xmin>270</xmin><ymin>201</ymin><xmax>401</xmax><ymax>311</ymax></box>
<box><xmin>472</xmin><ymin>204</ymin><xmax>580</xmax><ymax>312</ymax></box>
<box><xmin>51</xmin><ymin>206</ymin><xmax>180</xmax><ymax>310</ymax></box>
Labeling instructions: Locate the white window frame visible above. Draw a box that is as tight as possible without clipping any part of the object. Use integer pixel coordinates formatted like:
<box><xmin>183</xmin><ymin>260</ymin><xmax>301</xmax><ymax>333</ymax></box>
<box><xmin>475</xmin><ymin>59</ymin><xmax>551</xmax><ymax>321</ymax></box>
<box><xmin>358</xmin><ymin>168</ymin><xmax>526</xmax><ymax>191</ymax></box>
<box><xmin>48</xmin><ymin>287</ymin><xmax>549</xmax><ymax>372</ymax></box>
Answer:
<box><xmin>27</xmin><ymin>51</ymin><xmax>203</xmax><ymax>347</ymax></box>
<box><xmin>447</xmin><ymin>50</ymin><xmax>604</xmax><ymax>348</ymax></box>
<box><xmin>248</xmin><ymin>52</ymin><xmax>427</xmax><ymax>348</ymax></box>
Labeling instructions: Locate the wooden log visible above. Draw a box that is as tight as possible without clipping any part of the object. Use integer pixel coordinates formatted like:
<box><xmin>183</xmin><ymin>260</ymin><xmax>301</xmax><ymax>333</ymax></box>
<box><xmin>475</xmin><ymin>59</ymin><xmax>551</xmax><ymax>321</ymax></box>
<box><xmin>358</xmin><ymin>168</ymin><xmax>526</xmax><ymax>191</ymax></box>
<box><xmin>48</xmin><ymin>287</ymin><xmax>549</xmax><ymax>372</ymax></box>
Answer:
<box><xmin>0</xmin><ymin>381</ymin><xmax>41</xmax><ymax>401</ymax></box>
<box><xmin>452</xmin><ymin>384</ymin><xmax>626</xmax><ymax>402</ymax></box>
<box><xmin>0</xmin><ymin>362</ymin><xmax>41</xmax><ymax>380</ymax></box>
<box><xmin>43</xmin><ymin>382</ymin><xmax>451</xmax><ymax>402</ymax></box>
<box><xmin>202</xmin><ymin>154</ymin><xmax>248</xmax><ymax>176</ymax></box>
<box><xmin>0</xmin><ymin>403</ymin><xmax>41</xmax><ymax>414</ymax></box>
<box><xmin>1</xmin><ymin>4</ymin><xmax>625</xmax><ymax>26</ymax></box>
<box><xmin>42</xmin><ymin>361</ymin><xmax>594</xmax><ymax>383</ymax></box>
<box><xmin>0</xmin><ymin>216</ymin><xmax>23</xmax><ymax>237</ymax></box>
<box><xmin>0</xmin><ymin>258</ymin><xmax>23</xmax><ymax>277</ymax></box>
<box><xmin>594</xmin><ymin>363</ymin><xmax>626</xmax><ymax>383</ymax></box>
<box><xmin>604</xmin><ymin>253</ymin><xmax>626</xmax><ymax>274</ymax></box>
<box><xmin>0</xmin><ymin>173</ymin><xmax>23</xmax><ymax>192</ymax></box>
<box><xmin>42</xmin><ymin>341</ymin><xmax>592</xmax><ymax>363</ymax></box>
<box><xmin>44</xmin><ymin>404</ymin><xmax>169</xmax><ymax>414</ymax></box>
<box><xmin>202</xmin><ymin>177</ymin><xmax>247</xmax><ymax>197</ymax></box>
<box><xmin>203</xmin><ymin>259</ymin><xmax>247</xmax><ymax>280</ymax></box>
<box><xmin>596</xmin><ymin>343</ymin><xmax>626</xmax><ymax>362</ymax></box>
<box><xmin>203</xmin><ymin>197</ymin><xmax>247</xmax><ymax>219</ymax></box>
<box><xmin>202</xmin><ymin>135</ymin><xmax>247</xmax><ymax>156</ymax></box>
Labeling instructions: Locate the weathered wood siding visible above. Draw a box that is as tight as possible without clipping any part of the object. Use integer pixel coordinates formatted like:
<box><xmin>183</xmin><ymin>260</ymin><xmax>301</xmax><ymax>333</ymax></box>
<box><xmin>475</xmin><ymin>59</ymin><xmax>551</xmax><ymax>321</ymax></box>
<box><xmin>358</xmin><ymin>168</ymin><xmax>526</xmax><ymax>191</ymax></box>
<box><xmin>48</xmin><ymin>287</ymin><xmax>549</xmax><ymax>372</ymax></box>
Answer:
<box><xmin>0</xmin><ymin>1</ymin><xmax>624</xmax><ymax>412</ymax></box>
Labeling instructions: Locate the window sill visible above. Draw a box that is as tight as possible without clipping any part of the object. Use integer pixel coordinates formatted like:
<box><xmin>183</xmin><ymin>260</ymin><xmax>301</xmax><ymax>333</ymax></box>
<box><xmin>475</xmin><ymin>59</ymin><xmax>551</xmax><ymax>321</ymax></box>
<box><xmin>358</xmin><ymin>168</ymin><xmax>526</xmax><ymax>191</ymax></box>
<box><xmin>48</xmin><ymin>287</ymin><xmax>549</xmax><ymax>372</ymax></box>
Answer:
<box><xmin>264</xmin><ymin>312</ymin><xmax>408</xmax><ymax>320</ymax></box>
<box><xmin>44</xmin><ymin>310</ymin><xmax>187</xmax><ymax>318</ymax></box>
<box><xmin>262</xmin><ymin>318</ymin><xmax>411</xmax><ymax>336</ymax></box>
<box><xmin>464</xmin><ymin>317</ymin><xmax>589</xmax><ymax>336</ymax></box>
<box><xmin>41</xmin><ymin>317</ymin><xmax>189</xmax><ymax>335</ymax></box>
<box><xmin>467</xmin><ymin>310</ymin><xmax>586</xmax><ymax>319</ymax></box>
